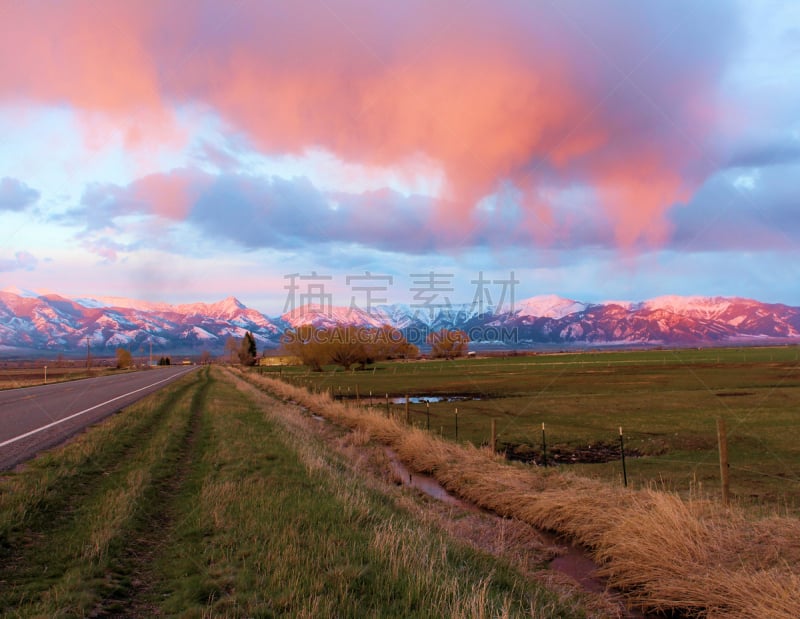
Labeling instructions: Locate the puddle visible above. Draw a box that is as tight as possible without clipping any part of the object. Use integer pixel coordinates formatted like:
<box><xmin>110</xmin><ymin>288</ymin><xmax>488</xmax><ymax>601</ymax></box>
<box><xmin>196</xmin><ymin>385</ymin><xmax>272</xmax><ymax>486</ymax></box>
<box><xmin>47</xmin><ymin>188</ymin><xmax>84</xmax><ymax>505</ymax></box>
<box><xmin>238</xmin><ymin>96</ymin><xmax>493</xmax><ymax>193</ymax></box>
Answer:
<box><xmin>385</xmin><ymin>449</ymin><xmax>483</xmax><ymax>512</ymax></box>
<box><xmin>389</xmin><ymin>395</ymin><xmax>481</xmax><ymax>404</ymax></box>
<box><xmin>548</xmin><ymin>539</ymin><xmax>608</xmax><ymax>595</ymax></box>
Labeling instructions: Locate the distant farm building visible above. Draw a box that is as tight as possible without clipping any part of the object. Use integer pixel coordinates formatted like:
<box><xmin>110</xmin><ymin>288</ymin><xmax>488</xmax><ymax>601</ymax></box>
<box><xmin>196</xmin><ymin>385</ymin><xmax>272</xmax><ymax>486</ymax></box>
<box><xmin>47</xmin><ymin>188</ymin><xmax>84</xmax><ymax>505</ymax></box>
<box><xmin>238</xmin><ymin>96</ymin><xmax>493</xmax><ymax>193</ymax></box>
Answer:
<box><xmin>259</xmin><ymin>355</ymin><xmax>301</xmax><ymax>367</ymax></box>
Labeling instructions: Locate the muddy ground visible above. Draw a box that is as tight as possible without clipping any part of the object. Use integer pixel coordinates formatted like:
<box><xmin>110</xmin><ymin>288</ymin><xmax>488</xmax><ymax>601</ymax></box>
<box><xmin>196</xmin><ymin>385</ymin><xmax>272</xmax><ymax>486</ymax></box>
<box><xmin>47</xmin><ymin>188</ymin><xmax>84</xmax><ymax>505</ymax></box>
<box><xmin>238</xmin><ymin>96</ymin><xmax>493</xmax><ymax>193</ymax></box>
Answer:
<box><xmin>501</xmin><ymin>440</ymin><xmax>642</xmax><ymax>465</ymax></box>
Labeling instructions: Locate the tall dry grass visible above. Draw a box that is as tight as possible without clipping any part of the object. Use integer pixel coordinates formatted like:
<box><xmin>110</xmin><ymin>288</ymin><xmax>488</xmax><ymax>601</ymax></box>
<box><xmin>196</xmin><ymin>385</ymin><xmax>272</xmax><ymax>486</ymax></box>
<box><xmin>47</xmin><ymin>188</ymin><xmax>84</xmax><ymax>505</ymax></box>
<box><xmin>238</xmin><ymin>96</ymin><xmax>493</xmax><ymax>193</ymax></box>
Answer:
<box><xmin>238</xmin><ymin>369</ymin><xmax>800</xmax><ymax>619</ymax></box>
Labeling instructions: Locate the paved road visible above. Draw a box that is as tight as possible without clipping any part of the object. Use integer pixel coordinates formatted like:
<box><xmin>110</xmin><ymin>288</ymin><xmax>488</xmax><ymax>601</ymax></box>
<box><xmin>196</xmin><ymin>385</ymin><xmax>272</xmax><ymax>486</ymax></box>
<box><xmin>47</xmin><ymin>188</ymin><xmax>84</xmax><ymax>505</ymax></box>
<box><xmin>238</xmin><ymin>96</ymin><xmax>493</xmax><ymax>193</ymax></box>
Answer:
<box><xmin>0</xmin><ymin>366</ymin><xmax>198</xmax><ymax>470</ymax></box>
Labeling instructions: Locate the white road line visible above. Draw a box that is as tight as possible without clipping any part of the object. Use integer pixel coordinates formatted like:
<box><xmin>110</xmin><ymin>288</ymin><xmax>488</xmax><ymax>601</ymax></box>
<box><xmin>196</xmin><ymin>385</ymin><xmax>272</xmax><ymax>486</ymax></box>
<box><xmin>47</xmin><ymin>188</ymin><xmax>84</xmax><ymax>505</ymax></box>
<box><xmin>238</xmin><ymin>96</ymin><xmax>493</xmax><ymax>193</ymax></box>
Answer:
<box><xmin>0</xmin><ymin>368</ymin><xmax>195</xmax><ymax>449</ymax></box>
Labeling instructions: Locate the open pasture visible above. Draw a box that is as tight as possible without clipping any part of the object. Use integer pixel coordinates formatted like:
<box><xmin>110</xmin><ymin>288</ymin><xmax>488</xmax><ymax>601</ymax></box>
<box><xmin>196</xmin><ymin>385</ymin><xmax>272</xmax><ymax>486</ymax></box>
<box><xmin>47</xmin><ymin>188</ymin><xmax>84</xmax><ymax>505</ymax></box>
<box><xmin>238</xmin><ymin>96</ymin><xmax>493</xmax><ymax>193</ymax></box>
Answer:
<box><xmin>272</xmin><ymin>346</ymin><xmax>800</xmax><ymax>510</ymax></box>
<box><xmin>0</xmin><ymin>364</ymin><xmax>119</xmax><ymax>390</ymax></box>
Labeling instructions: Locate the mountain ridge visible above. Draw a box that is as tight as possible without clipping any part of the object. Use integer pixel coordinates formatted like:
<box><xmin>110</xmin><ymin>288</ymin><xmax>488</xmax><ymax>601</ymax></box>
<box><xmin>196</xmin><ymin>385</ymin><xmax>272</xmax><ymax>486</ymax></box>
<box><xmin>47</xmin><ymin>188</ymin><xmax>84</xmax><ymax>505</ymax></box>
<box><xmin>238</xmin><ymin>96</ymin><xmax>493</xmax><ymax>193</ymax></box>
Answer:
<box><xmin>1</xmin><ymin>288</ymin><xmax>799</xmax><ymax>356</ymax></box>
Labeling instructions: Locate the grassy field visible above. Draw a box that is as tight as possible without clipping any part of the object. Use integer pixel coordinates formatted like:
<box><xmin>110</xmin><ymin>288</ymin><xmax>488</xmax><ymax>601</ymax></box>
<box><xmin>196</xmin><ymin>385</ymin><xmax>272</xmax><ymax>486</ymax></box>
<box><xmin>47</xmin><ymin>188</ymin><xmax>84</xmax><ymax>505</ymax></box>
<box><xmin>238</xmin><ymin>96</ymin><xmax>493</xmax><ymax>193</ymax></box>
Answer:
<box><xmin>244</xmin><ymin>368</ymin><xmax>800</xmax><ymax>618</ymax></box>
<box><xmin>267</xmin><ymin>346</ymin><xmax>800</xmax><ymax>510</ymax></box>
<box><xmin>0</xmin><ymin>366</ymin><xmax>586</xmax><ymax>617</ymax></box>
<box><xmin>0</xmin><ymin>365</ymin><xmax>121</xmax><ymax>390</ymax></box>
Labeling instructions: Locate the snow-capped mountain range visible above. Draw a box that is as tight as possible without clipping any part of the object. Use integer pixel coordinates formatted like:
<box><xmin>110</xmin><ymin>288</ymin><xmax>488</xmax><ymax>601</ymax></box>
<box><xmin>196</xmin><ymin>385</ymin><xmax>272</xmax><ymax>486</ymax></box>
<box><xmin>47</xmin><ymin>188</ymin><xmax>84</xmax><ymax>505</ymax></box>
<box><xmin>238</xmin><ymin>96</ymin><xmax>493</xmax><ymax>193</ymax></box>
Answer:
<box><xmin>1</xmin><ymin>287</ymin><xmax>799</xmax><ymax>356</ymax></box>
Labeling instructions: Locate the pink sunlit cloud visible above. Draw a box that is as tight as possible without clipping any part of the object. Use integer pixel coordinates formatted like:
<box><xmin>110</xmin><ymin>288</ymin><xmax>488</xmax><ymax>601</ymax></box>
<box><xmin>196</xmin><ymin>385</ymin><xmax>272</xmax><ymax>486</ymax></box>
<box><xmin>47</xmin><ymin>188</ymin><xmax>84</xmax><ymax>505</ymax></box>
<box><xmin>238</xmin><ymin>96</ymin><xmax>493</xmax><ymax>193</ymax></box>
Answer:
<box><xmin>0</xmin><ymin>1</ymin><xmax>739</xmax><ymax>250</ymax></box>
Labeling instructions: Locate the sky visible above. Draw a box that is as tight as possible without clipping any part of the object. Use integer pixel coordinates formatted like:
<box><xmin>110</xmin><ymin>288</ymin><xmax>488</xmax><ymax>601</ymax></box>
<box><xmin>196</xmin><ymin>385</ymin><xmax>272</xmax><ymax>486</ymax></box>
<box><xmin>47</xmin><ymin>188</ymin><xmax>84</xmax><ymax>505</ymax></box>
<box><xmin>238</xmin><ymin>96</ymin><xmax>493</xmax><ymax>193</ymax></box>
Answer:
<box><xmin>1</xmin><ymin>0</ymin><xmax>799</xmax><ymax>314</ymax></box>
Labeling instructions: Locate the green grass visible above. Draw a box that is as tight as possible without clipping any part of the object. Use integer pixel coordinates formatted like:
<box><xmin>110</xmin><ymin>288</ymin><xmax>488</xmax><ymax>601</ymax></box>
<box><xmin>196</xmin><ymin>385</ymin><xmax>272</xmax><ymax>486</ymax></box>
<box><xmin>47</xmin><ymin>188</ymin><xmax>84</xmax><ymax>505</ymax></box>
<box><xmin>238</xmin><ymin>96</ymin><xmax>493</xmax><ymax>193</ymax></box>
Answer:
<box><xmin>0</xmin><ymin>366</ymin><xmax>585</xmax><ymax>617</ymax></box>
<box><xmin>157</xmin><ymin>372</ymin><xmax>582</xmax><ymax>617</ymax></box>
<box><xmin>0</xmin><ymin>369</ymin><xmax>204</xmax><ymax>616</ymax></box>
<box><xmin>267</xmin><ymin>346</ymin><xmax>800</xmax><ymax>510</ymax></box>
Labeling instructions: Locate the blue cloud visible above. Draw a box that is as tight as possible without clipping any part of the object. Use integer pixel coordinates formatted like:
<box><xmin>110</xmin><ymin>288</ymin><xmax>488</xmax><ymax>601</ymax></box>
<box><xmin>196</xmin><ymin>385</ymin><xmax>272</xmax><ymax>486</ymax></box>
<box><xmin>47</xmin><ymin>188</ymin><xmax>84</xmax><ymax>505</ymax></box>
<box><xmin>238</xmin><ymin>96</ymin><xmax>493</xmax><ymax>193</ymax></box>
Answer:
<box><xmin>0</xmin><ymin>177</ymin><xmax>40</xmax><ymax>211</ymax></box>
<box><xmin>0</xmin><ymin>251</ymin><xmax>38</xmax><ymax>272</ymax></box>
<box><xmin>668</xmin><ymin>163</ymin><xmax>800</xmax><ymax>251</ymax></box>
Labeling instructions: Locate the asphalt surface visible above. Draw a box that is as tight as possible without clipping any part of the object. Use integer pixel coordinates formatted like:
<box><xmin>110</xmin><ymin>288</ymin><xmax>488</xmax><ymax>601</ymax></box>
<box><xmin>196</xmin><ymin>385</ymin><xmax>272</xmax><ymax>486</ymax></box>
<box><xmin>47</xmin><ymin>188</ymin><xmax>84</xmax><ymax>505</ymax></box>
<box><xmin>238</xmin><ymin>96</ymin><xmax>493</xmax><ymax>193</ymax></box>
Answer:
<box><xmin>0</xmin><ymin>366</ymin><xmax>198</xmax><ymax>470</ymax></box>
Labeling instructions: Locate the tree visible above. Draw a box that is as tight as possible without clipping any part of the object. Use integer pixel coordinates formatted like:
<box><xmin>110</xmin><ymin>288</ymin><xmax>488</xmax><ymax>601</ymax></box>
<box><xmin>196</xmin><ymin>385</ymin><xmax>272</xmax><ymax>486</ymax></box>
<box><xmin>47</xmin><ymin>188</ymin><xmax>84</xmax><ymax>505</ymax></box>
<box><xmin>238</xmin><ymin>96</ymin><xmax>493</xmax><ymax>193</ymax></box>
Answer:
<box><xmin>116</xmin><ymin>348</ymin><xmax>133</xmax><ymax>369</ymax></box>
<box><xmin>427</xmin><ymin>329</ymin><xmax>470</xmax><ymax>359</ymax></box>
<box><xmin>224</xmin><ymin>336</ymin><xmax>239</xmax><ymax>364</ymax></box>
<box><xmin>327</xmin><ymin>326</ymin><xmax>366</xmax><ymax>371</ymax></box>
<box><xmin>367</xmin><ymin>326</ymin><xmax>418</xmax><ymax>362</ymax></box>
<box><xmin>280</xmin><ymin>325</ymin><xmax>418</xmax><ymax>371</ymax></box>
<box><xmin>238</xmin><ymin>331</ymin><xmax>258</xmax><ymax>366</ymax></box>
<box><xmin>200</xmin><ymin>350</ymin><xmax>212</xmax><ymax>365</ymax></box>
<box><xmin>280</xmin><ymin>325</ymin><xmax>326</xmax><ymax>371</ymax></box>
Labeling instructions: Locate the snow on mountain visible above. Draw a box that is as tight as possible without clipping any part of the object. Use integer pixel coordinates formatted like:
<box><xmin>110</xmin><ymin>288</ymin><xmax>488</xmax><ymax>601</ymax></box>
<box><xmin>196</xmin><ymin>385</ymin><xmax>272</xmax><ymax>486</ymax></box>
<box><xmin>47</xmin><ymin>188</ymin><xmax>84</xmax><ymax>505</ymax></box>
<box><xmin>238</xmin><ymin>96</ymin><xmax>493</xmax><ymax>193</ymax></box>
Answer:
<box><xmin>182</xmin><ymin>326</ymin><xmax>217</xmax><ymax>341</ymax></box>
<box><xmin>509</xmin><ymin>295</ymin><xmax>587</xmax><ymax>319</ymax></box>
<box><xmin>599</xmin><ymin>300</ymin><xmax>636</xmax><ymax>310</ymax></box>
<box><xmin>1</xmin><ymin>289</ymin><xmax>799</xmax><ymax>354</ymax></box>
<box><xmin>177</xmin><ymin>296</ymin><xmax>245</xmax><ymax>318</ymax></box>
<box><xmin>1</xmin><ymin>285</ymin><xmax>43</xmax><ymax>298</ymax></box>
<box><xmin>74</xmin><ymin>295</ymin><xmax>176</xmax><ymax>313</ymax></box>
<box><xmin>281</xmin><ymin>304</ymin><xmax>395</xmax><ymax>329</ymax></box>
<box><xmin>73</xmin><ymin>294</ymin><xmax>263</xmax><ymax>322</ymax></box>
<box><xmin>280</xmin><ymin>301</ymin><xmax>493</xmax><ymax>332</ymax></box>
<box><xmin>643</xmin><ymin>295</ymin><xmax>735</xmax><ymax>318</ymax></box>
<box><xmin>0</xmin><ymin>290</ymin><xmax>281</xmax><ymax>353</ymax></box>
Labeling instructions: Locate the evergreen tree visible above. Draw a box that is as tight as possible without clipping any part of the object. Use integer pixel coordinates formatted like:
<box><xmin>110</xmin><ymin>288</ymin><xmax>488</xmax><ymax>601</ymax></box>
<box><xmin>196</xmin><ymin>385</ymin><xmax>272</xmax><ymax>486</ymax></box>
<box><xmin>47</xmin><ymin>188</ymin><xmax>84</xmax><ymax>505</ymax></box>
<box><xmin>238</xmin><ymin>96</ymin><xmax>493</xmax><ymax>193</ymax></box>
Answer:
<box><xmin>238</xmin><ymin>331</ymin><xmax>258</xmax><ymax>366</ymax></box>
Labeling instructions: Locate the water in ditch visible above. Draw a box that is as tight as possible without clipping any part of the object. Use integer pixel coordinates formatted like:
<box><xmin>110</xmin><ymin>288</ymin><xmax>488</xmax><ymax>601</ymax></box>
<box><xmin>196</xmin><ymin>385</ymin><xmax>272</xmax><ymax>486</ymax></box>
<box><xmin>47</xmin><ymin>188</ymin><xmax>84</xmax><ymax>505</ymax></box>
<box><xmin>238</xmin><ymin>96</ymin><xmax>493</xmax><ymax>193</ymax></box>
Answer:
<box><xmin>384</xmin><ymin>449</ymin><xmax>650</xmax><ymax>618</ymax></box>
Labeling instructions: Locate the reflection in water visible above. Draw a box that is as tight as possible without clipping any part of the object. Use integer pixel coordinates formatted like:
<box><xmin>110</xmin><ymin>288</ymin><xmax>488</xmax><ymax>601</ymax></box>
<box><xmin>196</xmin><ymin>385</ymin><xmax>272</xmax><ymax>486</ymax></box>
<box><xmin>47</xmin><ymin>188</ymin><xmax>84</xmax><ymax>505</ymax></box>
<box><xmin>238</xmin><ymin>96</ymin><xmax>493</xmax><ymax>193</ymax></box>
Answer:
<box><xmin>384</xmin><ymin>447</ymin><xmax>648</xmax><ymax>618</ymax></box>
<box><xmin>389</xmin><ymin>395</ymin><xmax>481</xmax><ymax>404</ymax></box>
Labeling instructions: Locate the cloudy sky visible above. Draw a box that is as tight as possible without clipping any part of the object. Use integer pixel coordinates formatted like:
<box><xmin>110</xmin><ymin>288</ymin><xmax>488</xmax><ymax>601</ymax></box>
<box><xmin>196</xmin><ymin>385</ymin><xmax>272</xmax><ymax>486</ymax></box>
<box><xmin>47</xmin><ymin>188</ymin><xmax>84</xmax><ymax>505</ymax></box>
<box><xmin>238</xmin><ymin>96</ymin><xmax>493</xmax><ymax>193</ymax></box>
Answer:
<box><xmin>1</xmin><ymin>0</ymin><xmax>799</xmax><ymax>314</ymax></box>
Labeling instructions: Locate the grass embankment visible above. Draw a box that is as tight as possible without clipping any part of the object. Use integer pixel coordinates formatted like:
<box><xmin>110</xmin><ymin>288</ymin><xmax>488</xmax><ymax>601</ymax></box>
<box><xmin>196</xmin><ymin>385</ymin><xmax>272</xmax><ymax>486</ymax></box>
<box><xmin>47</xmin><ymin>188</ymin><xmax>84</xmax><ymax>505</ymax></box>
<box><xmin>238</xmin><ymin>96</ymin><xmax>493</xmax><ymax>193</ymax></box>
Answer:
<box><xmin>0</xmin><ymin>366</ymin><xmax>581</xmax><ymax>617</ymax></box>
<box><xmin>272</xmin><ymin>347</ymin><xmax>800</xmax><ymax>508</ymax></box>
<box><xmin>0</xmin><ymin>368</ymin><xmax>206</xmax><ymax>615</ymax></box>
<box><xmin>242</xmin><ymin>369</ymin><xmax>800</xmax><ymax>619</ymax></box>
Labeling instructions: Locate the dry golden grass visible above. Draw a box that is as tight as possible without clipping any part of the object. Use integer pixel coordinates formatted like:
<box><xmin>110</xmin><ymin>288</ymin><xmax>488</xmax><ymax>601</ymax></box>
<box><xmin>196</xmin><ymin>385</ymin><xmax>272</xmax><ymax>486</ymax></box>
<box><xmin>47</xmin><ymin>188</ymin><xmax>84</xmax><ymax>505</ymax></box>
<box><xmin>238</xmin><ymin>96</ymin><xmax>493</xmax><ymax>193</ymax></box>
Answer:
<box><xmin>240</xmin><ymin>370</ymin><xmax>800</xmax><ymax>619</ymax></box>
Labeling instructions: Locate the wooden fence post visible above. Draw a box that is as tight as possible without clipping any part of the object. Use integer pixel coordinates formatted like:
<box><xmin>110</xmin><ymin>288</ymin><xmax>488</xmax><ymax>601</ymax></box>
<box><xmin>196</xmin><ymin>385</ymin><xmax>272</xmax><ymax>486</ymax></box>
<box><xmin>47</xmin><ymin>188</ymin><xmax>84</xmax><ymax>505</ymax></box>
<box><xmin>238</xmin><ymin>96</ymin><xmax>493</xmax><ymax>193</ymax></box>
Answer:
<box><xmin>619</xmin><ymin>426</ymin><xmax>628</xmax><ymax>487</ymax></box>
<box><xmin>717</xmin><ymin>417</ymin><xmax>730</xmax><ymax>505</ymax></box>
<box><xmin>541</xmin><ymin>422</ymin><xmax>547</xmax><ymax>467</ymax></box>
<box><xmin>491</xmin><ymin>419</ymin><xmax>496</xmax><ymax>452</ymax></box>
<box><xmin>405</xmin><ymin>395</ymin><xmax>410</xmax><ymax>424</ymax></box>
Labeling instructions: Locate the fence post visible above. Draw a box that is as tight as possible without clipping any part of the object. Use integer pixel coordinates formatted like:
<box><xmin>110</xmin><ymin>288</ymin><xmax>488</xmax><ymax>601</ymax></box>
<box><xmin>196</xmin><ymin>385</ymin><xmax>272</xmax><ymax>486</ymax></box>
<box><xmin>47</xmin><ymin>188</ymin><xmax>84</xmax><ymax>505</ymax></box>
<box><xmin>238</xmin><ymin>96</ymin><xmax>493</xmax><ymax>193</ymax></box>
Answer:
<box><xmin>717</xmin><ymin>417</ymin><xmax>730</xmax><ymax>505</ymax></box>
<box><xmin>455</xmin><ymin>407</ymin><xmax>458</xmax><ymax>440</ymax></box>
<box><xmin>356</xmin><ymin>384</ymin><xmax>360</xmax><ymax>406</ymax></box>
<box><xmin>619</xmin><ymin>426</ymin><xmax>628</xmax><ymax>487</ymax></box>
<box><xmin>405</xmin><ymin>395</ymin><xmax>410</xmax><ymax>424</ymax></box>
<box><xmin>385</xmin><ymin>393</ymin><xmax>390</xmax><ymax>417</ymax></box>
<box><xmin>541</xmin><ymin>422</ymin><xmax>547</xmax><ymax>467</ymax></box>
<box><xmin>426</xmin><ymin>401</ymin><xmax>430</xmax><ymax>431</ymax></box>
<box><xmin>491</xmin><ymin>419</ymin><xmax>496</xmax><ymax>452</ymax></box>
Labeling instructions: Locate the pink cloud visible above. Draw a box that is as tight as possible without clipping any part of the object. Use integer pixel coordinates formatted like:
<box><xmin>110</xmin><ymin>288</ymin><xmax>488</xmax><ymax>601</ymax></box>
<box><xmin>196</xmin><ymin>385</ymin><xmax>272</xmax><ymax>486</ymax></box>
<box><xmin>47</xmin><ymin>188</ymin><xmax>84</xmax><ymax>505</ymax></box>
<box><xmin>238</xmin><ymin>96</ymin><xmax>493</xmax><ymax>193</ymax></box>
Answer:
<box><xmin>129</xmin><ymin>170</ymin><xmax>208</xmax><ymax>221</ymax></box>
<box><xmin>0</xmin><ymin>1</ymin><xmax>738</xmax><ymax>250</ymax></box>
